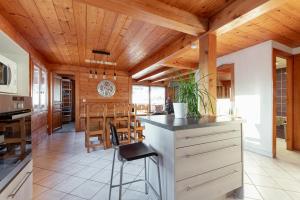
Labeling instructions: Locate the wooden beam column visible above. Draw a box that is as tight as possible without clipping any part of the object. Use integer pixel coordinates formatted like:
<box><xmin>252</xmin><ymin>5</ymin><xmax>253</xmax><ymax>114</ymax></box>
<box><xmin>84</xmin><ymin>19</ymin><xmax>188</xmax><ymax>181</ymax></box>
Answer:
<box><xmin>198</xmin><ymin>34</ymin><xmax>217</xmax><ymax>115</ymax></box>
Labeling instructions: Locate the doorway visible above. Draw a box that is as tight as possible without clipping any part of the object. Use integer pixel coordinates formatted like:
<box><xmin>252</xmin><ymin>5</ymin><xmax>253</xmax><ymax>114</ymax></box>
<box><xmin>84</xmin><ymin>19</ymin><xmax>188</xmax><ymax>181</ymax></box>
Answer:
<box><xmin>272</xmin><ymin>49</ymin><xmax>294</xmax><ymax>158</ymax></box>
<box><xmin>50</xmin><ymin>73</ymin><xmax>76</xmax><ymax>134</ymax></box>
<box><xmin>216</xmin><ymin>64</ymin><xmax>235</xmax><ymax>116</ymax></box>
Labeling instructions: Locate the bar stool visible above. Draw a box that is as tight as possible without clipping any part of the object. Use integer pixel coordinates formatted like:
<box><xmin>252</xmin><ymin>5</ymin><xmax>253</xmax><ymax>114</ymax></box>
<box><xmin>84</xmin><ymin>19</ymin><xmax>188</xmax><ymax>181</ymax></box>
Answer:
<box><xmin>108</xmin><ymin>123</ymin><xmax>162</xmax><ymax>200</ymax></box>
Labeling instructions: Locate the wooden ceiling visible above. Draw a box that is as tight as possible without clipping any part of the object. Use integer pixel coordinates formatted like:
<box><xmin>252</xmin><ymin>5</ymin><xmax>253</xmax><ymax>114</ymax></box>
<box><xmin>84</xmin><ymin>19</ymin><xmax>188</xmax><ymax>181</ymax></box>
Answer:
<box><xmin>217</xmin><ymin>1</ymin><xmax>300</xmax><ymax>56</ymax></box>
<box><xmin>1</xmin><ymin>0</ymin><xmax>300</xmax><ymax>83</ymax></box>
<box><xmin>0</xmin><ymin>0</ymin><xmax>184</xmax><ymax>70</ymax></box>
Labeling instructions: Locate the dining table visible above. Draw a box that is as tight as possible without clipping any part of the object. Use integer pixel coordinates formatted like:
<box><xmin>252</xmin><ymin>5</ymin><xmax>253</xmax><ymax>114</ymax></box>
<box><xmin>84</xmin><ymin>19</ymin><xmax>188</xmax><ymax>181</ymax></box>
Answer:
<box><xmin>80</xmin><ymin>111</ymin><xmax>149</xmax><ymax>149</ymax></box>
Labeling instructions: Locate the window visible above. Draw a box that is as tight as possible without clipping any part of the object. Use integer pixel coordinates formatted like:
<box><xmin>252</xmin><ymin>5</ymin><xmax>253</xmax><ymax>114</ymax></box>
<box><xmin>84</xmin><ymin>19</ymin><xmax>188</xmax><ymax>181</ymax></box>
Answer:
<box><xmin>32</xmin><ymin>64</ymin><xmax>48</xmax><ymax>111</ymax></box>
<box><xmin>150</xmin><ymin>86</ymin><xmax>165</xmax><ymax>112</ymax></box>
<box><xmin>32</xmin><ymin>66</ymin><xmax>40</xmax><ymax>110</ymax></box>
<box><xmin>132</xmin><ymin>85</ymin><xmax>166</xmax><ymax>113</ymax></box>
<box><xmin>132</xmin><ymin>85</ymin><xmax>149</xmax><ymax>105</ymax></box>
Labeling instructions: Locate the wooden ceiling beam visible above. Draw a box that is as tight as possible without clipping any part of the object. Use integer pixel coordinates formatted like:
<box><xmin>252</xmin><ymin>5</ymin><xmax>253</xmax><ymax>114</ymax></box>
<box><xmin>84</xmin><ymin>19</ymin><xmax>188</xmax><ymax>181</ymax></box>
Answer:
<box><xmin>136</xmin><ymin>67</ymin><xmax>171</xmax><ymax>82</ymax></box>
<box><xmin>75</xmin><ymin>0</ymin><xmax>207</xmax><ymax>36</ymax></box>
<box><xmin>128</xmin><ymin>0</ymin><xmax>285</xmax><ymax>77</ymax></box>
<box><xmin>209</xmin><ymin>0</ymin><xmax>288</xmax><ymax>35</ymax></box>
<box><xmin>129</xmin><ymin>34</ymin><xmax>196</xmax><ymax>76</ymax></box>
<box><xmin>151</xmin><ymin>69</ymin><xmax>193</xmax><ymax>83</ymax></box>
<box><xmin>163</xmin><ymin>61</ymin><xmax>198</xmax><ymax>69</ymax></box>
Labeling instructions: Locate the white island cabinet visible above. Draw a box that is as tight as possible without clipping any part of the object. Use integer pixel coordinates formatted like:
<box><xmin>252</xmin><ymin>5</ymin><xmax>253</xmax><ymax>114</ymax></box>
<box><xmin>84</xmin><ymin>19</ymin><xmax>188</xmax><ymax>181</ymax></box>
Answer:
<box><xmin>141</xmin><ymin>115</ymin><xmax>243</xmax><ymax>200</ymax></box>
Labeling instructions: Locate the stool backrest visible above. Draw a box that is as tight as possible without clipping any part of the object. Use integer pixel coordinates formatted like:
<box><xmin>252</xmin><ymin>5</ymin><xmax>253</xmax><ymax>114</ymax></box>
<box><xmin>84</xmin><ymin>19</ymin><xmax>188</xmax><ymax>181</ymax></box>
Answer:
<box><xmin>110</xmin><ymin>123</ymin><xmax>119</xmax><ymax>146</ymax></box>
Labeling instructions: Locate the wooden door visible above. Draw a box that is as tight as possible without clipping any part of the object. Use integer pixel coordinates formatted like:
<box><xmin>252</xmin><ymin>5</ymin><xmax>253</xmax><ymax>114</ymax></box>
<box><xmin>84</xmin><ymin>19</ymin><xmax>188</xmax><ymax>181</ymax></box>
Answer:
<box><xmin>52</xmin><ymin>75</ymin><xmax>62</xmax><ymax>131</ymax></box>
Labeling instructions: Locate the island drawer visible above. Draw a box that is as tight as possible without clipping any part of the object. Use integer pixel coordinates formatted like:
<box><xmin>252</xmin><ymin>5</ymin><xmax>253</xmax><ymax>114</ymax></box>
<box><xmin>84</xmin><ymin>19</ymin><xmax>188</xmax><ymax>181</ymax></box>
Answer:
<box><xmin>175</xmin><ymin>137</ymin><xmax>241</xmax><ymax>181</ymax></box>
<box><xmin>176</xmin><ymin>162</ymin><xmax>242</xmax><ymax>200</ymax></box>
<box><xmin>175</xmin><ymin>123</ymin><xmax>241</xmax><ymax>148</ymax></box>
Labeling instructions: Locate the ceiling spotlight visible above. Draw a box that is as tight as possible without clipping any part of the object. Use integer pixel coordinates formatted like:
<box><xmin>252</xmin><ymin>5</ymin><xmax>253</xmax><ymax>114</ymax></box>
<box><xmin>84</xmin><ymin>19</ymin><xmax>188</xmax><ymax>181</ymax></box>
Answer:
<box><xmin>191</xmin><ymin>43</ymin><xmax>197</xmax><ymax>49</ymax></box>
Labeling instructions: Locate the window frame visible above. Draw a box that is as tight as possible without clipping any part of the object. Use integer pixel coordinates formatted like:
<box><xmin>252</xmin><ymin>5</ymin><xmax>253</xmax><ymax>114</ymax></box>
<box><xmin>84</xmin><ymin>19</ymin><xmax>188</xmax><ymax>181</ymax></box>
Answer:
<box><xmin>132</xmin><ymin>85</ymin><xmax>166</xmax><ymax>112</ymax></box>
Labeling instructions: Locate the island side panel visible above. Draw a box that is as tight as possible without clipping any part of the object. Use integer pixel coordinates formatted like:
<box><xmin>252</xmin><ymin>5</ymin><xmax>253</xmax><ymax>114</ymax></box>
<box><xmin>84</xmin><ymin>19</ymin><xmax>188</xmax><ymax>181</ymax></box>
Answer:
<box><xmin>144</xmin><ymin>123</ymin><xmax>175</xmax><ymax>200</ymax></box>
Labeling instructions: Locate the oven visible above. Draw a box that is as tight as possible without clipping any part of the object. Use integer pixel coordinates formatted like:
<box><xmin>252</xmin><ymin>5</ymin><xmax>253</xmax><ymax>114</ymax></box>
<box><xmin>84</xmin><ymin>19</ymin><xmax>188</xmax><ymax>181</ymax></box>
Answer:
<box><xmin>0</xmin><ymin>54</ymin><xmax>17</xmax><ymax>94</ymax></box>
<box><xmin>0</xmin><ymin>95</ymin><xmax>31</xmax><ymax>190</ymax></box>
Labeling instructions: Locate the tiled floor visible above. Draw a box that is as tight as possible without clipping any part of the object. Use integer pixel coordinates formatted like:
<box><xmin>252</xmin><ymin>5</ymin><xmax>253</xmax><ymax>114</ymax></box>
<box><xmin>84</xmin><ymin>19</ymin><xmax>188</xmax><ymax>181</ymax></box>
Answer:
<box><xmin>32</xmin><ymin>132</ymin><xmax>300</xmax><ymax>200</ymax></box>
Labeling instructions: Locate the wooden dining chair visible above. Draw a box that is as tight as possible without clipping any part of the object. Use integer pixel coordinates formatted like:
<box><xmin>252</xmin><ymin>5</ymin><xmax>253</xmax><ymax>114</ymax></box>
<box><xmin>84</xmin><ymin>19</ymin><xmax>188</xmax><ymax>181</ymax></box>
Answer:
<box><xmin>113</xmin><ymin>103</ymin><xmax>131</xmax><ymax>144</ymax></box>
<box><xmin>131</xmin><ymin>104</ymin><xmax>149</xmax><ymax>142</ymax></box>
<box><xmin>85</xmin><ymin>104</ymin><xmax>106</xmax><ymax>153</ymax></box>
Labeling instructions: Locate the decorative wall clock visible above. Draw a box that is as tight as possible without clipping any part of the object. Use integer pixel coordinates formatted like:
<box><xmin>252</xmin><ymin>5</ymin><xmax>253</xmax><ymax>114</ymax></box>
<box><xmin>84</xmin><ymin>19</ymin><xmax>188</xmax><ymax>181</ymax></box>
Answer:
<box><xmin>97</xmin><ymin>80</ymin><xmax>116</xmax><ymax>97</ymax></box>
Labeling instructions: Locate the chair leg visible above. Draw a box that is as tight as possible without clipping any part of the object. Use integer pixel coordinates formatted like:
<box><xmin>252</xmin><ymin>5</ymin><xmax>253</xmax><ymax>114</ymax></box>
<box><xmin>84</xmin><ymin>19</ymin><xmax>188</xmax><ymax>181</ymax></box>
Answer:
<box><xmin>109</xmin><ymin>149</ymin><xmax>116</xmax><ymax>200</ymax></box>
<box><xmin>144</xmin><ymin>158</ymin><xmax>148</xmax><ymax>194</ymax></box>
<box><xmin>119</xmin><ymin>161</ymin><xmax>125</xmax><ymax>200</ymax></box>
<box><xmin>156</xmin><ymin>158</ymin><xmax>162</xmax><ymax>200</ymax></box>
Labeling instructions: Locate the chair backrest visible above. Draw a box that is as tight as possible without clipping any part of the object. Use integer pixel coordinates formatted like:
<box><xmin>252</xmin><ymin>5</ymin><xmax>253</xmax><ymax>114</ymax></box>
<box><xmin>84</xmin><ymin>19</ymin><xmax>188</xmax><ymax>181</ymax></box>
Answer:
<box><xmin>135</xmin><ymin>104</ymin><xmax>149</xmax><ymax>115</ymax></box>
<box><xmin>110</xmin><ymin>123</ymin><xmax>119</xmax><ymax>146</ymax></box>
<box><xmin>86</xmin><ymin>104</ymin><xmax>107</xmax><ymax>132</ymax></box>
<box><xmin>114</xmin><ymin>103</ymin><xmax>130</xmax><ymax>118</ymax></box>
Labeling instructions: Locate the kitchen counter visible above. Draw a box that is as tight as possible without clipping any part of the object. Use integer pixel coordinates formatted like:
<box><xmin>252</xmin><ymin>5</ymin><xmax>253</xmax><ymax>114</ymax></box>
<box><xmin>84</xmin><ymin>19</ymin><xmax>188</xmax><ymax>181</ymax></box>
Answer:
<box><xmin>142</xmin><ymin>115</ymin><xmax>243</xmax><ymax>200</ymax></box>
<box><xmin>140</xmin><ymin>115</ymin><xmax>241</xmax><ymax>131</ymax></box>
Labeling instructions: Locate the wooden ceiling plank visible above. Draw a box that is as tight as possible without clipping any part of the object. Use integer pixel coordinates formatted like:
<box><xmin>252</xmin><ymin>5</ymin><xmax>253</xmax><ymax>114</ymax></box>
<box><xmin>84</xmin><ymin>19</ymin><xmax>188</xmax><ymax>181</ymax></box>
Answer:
<box><xmin>85</xmin><ymin>5</ymin><xmax>104</xmax><ymax>63</ymax></box>
<box><xmin>210</xmin><ymin>0</ymin><xmax>288</xmax><ymax>35</ymax></box>
<box><xmin>34</xmin><ymin>0</ymin><xmax>72</xmax><ymax>64</ymax></box>
<box><xmin>136</xmin><ymin>67</ymin><xmax>170</xmax><ymax>82</ymax></box>
<box><xmin>74</xmin><ymin>0</ymin><xmax>207</xmax><ymax>36</ymax></box>
<box><xmin>53</xmin><ymin>0</ymin><xmax>80</xmax><ymax>65</ymax></box>
<box><xmin>0</xmin><ymin>0</ymin><xmax>58</xmax><ymax>62</ymax></box>
<box><xmin>73</xmin><ymin>0</ymin><xmax>87</xmax><ymax>66</ymax></box>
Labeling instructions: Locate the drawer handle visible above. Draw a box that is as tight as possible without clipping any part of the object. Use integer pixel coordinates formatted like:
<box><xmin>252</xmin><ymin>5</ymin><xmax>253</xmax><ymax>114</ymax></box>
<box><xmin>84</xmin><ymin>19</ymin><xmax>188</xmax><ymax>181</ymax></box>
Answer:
<box><xmin>184</xmin><ymin>130</ymin><xmax>240</xmax><ymax>140</ymax></box>
<box><xmin>185</xmin><ymin>170</ymin><xmax>239</xmax><ymax>192</ymax></box>
<box><xmin>184</xmin><ymin>144</ymin><xmax>238</xmax><ymax>158</ymax></box>
<box><xmin>8</xmin><ymin>171</ymin><xmax>32</xmax><ymax>199</ymax></box>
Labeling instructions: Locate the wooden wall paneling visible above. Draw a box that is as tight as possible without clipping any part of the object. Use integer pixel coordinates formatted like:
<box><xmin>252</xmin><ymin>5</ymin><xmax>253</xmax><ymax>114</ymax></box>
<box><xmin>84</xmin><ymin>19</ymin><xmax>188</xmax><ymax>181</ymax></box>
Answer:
<box><xmin>48</xmin><ymin>64</ymin><xmax>131</xmax><ymax>131</ymax></box>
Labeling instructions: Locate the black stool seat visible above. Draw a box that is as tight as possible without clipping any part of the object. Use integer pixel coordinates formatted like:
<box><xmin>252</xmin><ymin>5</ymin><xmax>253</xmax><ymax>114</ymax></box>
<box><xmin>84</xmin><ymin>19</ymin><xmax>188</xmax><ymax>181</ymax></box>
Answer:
<box><xmin>119</xmin><ymin>142</ymin><xmax>158</xmax><ymax>161</ymax></box>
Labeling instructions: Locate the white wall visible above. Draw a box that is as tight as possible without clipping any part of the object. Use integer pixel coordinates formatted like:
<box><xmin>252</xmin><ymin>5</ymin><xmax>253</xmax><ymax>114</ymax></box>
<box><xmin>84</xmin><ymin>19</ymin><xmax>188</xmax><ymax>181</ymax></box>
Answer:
<box><xmin>217</xmin><ymin>41</ymin><xmax>274</xmax><ymax>157</ymax></box>
<box><xmin>0</xmin><ymin>31</ymin><xmax>29</xmax><ymax>96</ymax></box>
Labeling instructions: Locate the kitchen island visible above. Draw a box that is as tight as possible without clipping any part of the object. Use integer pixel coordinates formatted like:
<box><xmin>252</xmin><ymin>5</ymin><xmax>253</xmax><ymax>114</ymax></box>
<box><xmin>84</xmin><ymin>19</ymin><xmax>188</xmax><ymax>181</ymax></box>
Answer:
<box><xmin>140</xmin><ymin>115</ymin><xmax>243</xmax><ymax>200</ymax></box>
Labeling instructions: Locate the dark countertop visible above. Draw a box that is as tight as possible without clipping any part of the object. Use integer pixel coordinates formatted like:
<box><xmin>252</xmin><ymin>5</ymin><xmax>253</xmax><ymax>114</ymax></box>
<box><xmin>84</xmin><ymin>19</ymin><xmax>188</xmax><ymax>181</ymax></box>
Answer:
<box><xmin>139</xmin><ymin>115</ymin><xmax>242</xmax><ymax>131</ymax></box>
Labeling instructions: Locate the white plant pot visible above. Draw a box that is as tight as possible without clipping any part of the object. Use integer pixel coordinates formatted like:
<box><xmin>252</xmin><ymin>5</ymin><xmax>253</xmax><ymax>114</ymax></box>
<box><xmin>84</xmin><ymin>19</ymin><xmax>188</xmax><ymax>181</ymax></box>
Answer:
<box><xmin>173</xmin><ymin>103</ymin><xmax>187</xmax><ymax>118</ymax></box>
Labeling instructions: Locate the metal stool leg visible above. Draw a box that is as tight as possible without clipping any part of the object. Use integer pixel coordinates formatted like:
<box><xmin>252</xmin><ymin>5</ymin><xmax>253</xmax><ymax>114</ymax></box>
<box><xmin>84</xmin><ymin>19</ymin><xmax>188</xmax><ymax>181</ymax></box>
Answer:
<box><xmin>109</xmin><ymin>149</ymin><xmax>116</xmax><ymax>200</ymax></box>
<box><xmin>144</xmin><ymin>158</ymin><xmax>148</xmax><ymax>194</ymax></box>
<box><xmin>119</xmin><ymin>161</ymin><xmax>125</xmax><ymax>200</ymax></box>
<box><xmin>157</xmin><ymin>158</ymin><xmax>162</xmax><ymax>200</ymax></box>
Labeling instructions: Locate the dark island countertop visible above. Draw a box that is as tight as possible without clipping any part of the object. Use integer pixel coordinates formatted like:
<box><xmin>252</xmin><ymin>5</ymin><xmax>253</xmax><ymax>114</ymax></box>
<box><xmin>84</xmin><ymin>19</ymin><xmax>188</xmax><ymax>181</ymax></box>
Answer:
<box><xmin>139</xmin><ymin>115</ymin><xmax>242</xmax><ymax>131</ymax></box>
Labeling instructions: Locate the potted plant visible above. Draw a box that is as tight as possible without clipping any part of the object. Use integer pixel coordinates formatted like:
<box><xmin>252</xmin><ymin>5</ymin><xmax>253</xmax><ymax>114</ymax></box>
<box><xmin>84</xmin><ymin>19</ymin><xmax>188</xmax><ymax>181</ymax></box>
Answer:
<box><xmin>173</xmin><ymin>73</ymin><xmax>214</xmax><ymax>118</ymax></box>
